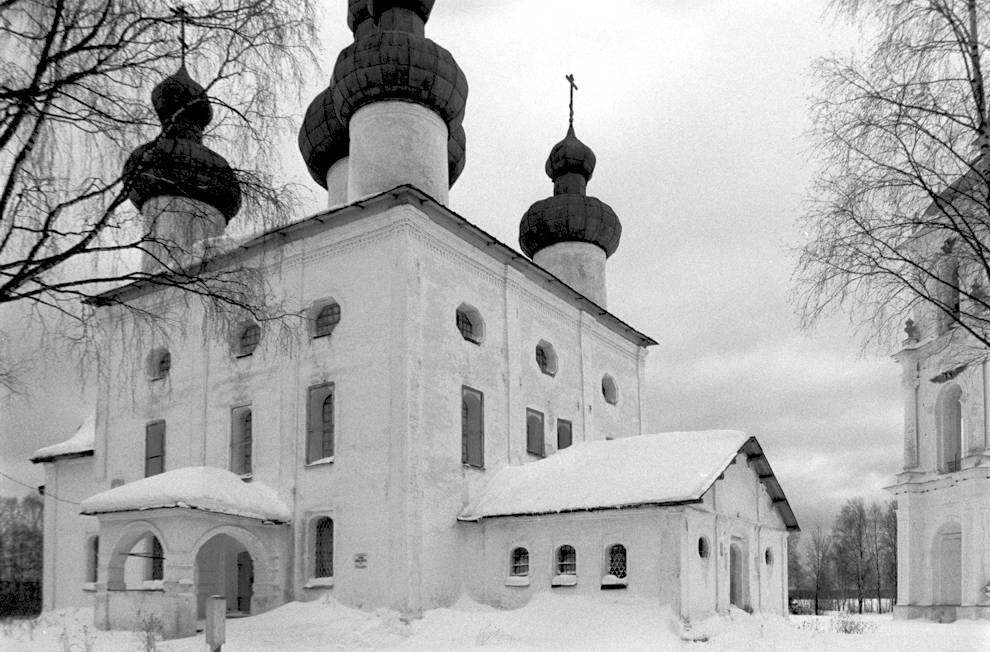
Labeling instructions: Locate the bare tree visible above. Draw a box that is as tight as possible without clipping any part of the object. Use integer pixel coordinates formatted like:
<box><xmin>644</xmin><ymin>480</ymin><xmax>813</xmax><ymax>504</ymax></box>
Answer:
<box><xmin>0</xmin><ymin>0</ymin><xmax>316</xmax><ymax>375</ymax></box>
<box><xmin>797</xmin><ymin>0</ymin><xmax>990</xmax><ymax>349</ymax></box>
<box><xmin>881</xmin><ymin>499</ymin><xmax>898</xmax><ymax>602</ymax></box>
<box><xmin>834</xmin><ymin>498</ymin><xmax>872</xmax><ymax>613</ymax></box>
<box><xmin>804</xmin><ymin>525</ymin><xmax>834</xmax><ymax>615</ymax></box>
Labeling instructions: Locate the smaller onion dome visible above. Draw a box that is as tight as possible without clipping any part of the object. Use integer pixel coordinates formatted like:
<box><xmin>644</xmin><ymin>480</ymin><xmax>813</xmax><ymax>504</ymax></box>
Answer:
<box><xmin>519</xmin><ymin>125</ymin><xmax>621</xmax><ymax>259</ymax></box>
<box><xmin>546</xmin><ymin>125</ymin><xmax>596</xmax><ymax>180</ymax></box>
<box><xmin>299</xmin><ymin>87</ymin><xmax>349</xmax><ymax>188</ymax></box>
<box><xmin>347</xmin><ymin>0</ymin><xmax>376</xmax><ymax>38</ymax></box>
<box><xmin>124</xmin><ymin>67</ymin><xmax>241</xmax><ymax>221</ymax></box>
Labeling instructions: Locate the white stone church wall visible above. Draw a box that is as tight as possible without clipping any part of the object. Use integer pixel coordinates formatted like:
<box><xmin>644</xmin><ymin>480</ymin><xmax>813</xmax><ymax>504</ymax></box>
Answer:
<box><xmin>42</xmin><ymin>457</ymin><xmax>101</xmax><ymax>610</ymax></box>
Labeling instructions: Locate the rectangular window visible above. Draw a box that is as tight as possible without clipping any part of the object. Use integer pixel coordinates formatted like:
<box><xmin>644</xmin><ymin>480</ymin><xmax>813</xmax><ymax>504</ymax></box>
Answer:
<box><xmin>526</xmin><ymin>409</ymin><xmax>545</xmax><ymax>457</ymax></box>
<box><xmin>231</xmin><ymin>405</ymin><xmax>253</xmax><ymax>475</ymax></box>
<box><xmin>462</xmin><ymin>386</ymin><xmax>484</xmax><ymax>468</ymax></box>
<box><xmin>145</xmin><ymin>421</ymin><xmax>165</xmax><ymax>477</ymax></box>
<box><xmin>307</xmin><ymin>383</ymin><xmax>334</xmax><ymax>463</ymax></box>
<box><xmin>557</xmin><ymin>419</ymin><xmax>572</xmax><ymax>450</ymax></box>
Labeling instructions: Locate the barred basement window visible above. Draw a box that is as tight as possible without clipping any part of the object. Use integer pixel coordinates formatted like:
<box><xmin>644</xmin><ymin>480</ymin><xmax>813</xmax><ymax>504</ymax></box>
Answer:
<box><xmin>314</xmin><ymin>302</ymin><xmax>341</xmax><ymax>338</ymax></box>
<box><xmin>510</xmin><ymin>547</ymin><xmax>530</xmax><ymax>576</ymax></box>
<box><xmin>314</xmin><ymin>517</ymin><xmax>334</xmax><ymax>578</ymax></box>
<box><xmin>556</xmin><ymin>545</ymin><xmax>576</xmax><ymax>575</ymax></box>
<box><xmin>237</xmin><ymin>322</ymin><xmax>261</xmax><ymax>357</ymax></box>
<box><xmin>607</xmin><ymin>544</ymin><xmax>627</xmax><ymax>579</ymax></box>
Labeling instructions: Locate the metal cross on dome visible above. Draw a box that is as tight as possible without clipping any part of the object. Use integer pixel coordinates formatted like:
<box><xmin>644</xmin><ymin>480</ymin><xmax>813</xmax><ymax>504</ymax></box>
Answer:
<box><xmin>171</xmin><ymin>5</ymin><xmax>191</xmax><ymax>66</ymax></box>
<box><xmin>566</xmin><ymin>73</ymin><xmax>578</xmax><ymax>126</ymax></box>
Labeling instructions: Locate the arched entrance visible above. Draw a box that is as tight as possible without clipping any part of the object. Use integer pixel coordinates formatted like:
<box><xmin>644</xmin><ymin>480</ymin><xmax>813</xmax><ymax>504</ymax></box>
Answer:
<box><xmin>933</xmin><ymin>525</ymin><xmax>962</xmax><ymax>605</ymax></box>
<box><xmin>195</xmin><ymin>534</ymin><xmax>254</xmax><ymax>618</ymax></box>
<box><xmin>729</xmin><ymin>537</ymin><xmax>749</xmax><ymax>610</ymax></box>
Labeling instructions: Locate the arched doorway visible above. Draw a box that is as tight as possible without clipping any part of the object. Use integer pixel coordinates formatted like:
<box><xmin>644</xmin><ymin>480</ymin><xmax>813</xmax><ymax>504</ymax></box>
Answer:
<box><xmin>729</xmin><ymin>537</ymin><xmax>749</xmax><ymax>610</ymax></box>
<box><xmin>933</xmin><ymin>526</ymin><xmax>962</xmax><ymax>605</ymax></box>
<box><xmin>195</xmin><ymin>534</ymin><xmax>254</xmax><ymax>618</ymax></box>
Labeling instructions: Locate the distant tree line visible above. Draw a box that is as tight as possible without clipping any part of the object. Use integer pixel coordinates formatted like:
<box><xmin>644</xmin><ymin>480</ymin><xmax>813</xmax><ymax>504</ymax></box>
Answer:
<box><xmin>788</xmin><ymin>498</ymin><xmax>897</xmax><ymax>615</ymax></box>
<box><xmin>0</xmin><ymin>495</ymin><xmax>43</xmax><ymax>617</ymax></box>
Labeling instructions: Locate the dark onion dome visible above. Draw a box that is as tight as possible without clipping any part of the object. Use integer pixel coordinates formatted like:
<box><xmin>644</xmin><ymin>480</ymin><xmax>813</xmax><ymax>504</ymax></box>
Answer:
<box><xmin>448</xmin><ymin>122</ymin><xmax>466</xmax><ymax>185</ymax></box>
<box><xmin>546</xmin><ymin>125</ymin><xmax>596</xmax><ymax>180</ymax></box>
<box><xmin>519</xmin><ymin>126</ymin><xmax>621</xmax><ymax>259</ymax></box>
<box><xmin>298</xmin><ymin>87</ymin><xmax>349</xmax><ymax>188</ymax></box>
<box><xmin>348</xmin><ymin>0</ymin><xmax>374</xmax><ymax>36</ymax></box>
<box><xmin>330</xmin><ymin>3</ymin><xmax>467</xmax><ymax>135</ymax></box>
<box><xmin>124</xmin><ymin>66</ymin><xmax>241</xmax><ymax>221</ymax></box>
<box><xmin>369</xmin><ymin>0</ymin><xmax>435</xmax><ymax>22</ymax></box>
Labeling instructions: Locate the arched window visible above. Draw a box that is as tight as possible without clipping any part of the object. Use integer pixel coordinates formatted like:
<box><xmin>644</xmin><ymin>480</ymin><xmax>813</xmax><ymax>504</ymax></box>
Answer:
<box><xmin>236</xmin><ymin>322</ymin><xmax>261</xmax><ymax>357</ymax></box>
<box><xmin>306</xmin><ymin>383</ymin><xmax>334</xmax><ymax>463</ymax></box>
<box><xmin>556</xmin><ymin>545</ymin><xmax>576</xmax><ymax>575</ymax></box>
<box><xmin>455</xmin><ymin>303</ymin><xmax>484</xmax><ymax>344</ymax></box>
<box><xmin>535</xmin><ymin>340</ymin><xmax>558</xmax><ymax>376</ymax></box>
<box><xmin>607</xmin><ymin>544</ymin><xmax>627</xmax><ymax>579</ymax></box>
<box><xmin>313</xmin><ymin>302</ymin><xmax>341</xmax><ymax>338</ymax></box>
<box><xmin>231</xmin><ymin>406</ymin><xmax>253</xmax><ymax>475</ymax></box>
<box><xmin>86</xmin><ymin>536</ymin><xmax>99</xmax><ymax>583</ymax></box>
<box><xmin>510</xmin><ymin>547</ymin><xmax>529</xmax><ymax>577</ymax></box>
<box><xmin>314</xmin><ymin>517</ymin><xmax>334</xmax><ymax>578</ymax></box>
<box><xmin>601</xmin><ymin>374</ymin><xmax>618</xmax><ymax>405</ymax></box>
<box><xmin>938</xmin><ymin>383</ymin><xmax>963</xmax><ymax>472</ymax></box>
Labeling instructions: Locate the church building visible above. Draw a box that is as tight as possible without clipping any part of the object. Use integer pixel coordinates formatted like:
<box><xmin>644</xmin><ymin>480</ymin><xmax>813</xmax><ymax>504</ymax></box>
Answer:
<box><xmin>889</xmin><ymin>168</ymin><xmax>990</xmax><ymax>621</ymax></box>
<box><xmin>30</xmin><ymin>0</ymin><xmax>798</xmax><ymax>638</ymax></box>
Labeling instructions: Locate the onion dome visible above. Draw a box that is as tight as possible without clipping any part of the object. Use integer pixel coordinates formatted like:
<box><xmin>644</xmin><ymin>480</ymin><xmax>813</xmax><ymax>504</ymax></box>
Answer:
<box><xmin>330</xmin><ymin>0</ymin><xmax>467</xmax><ymax>136</ymax></box>
<box><xmin>448</xmin><ymin>123</ymin><xmax>466</xmax><ymax>185</ymax></box>
<box><xmin>299</xmin><ymin>87</ymin><xmax>349</xmax><ymax>188</ymax></box>
<box><xmin>124</xmin><ymin>66</ymin><xmax>241</xmax><ymax>221</ymax></box>
<box><xmin>519</xmin><ymin>126</ymin><xmax>621</xmax><ymax>258</ymax></box>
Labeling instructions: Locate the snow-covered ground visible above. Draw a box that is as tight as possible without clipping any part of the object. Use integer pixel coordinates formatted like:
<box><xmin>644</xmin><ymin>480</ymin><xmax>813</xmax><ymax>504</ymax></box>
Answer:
<box><xmin>3</xmin><ymin>594</ymin><xmax>988</xmax><ymax>651</ymax></box>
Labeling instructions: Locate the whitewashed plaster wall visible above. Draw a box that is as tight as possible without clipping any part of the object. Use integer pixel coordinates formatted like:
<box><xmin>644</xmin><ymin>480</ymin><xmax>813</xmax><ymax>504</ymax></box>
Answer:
<box><xmin>462</xmin><ymin>510</ymin><xmax>679</xmax><ymax>610</ymax></box>
<box><xmin>41</xmin><ymin>457</ymin><xmax>100</xmax><ymax>610</ymax></box>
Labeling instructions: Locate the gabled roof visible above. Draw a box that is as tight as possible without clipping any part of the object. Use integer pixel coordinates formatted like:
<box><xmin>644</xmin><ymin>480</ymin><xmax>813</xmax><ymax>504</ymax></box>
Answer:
<box><xmin>89</xmin><ymin>185</ymin><xmax>657</xmax><ymax>348</ymax></box>
<box><xmin>458</xmin><ymin>430</ymin><xmax>799</xmax><ymax>531</ymax></box>
<box><xmin>30</xmin><ymin>413</ymin><xmax>95</xmax><ymax>463</ymax></box>
<box><xmin>80</xmin><ymin>466</ymin><xmax>291</xmax><ymax>524</ymax></box>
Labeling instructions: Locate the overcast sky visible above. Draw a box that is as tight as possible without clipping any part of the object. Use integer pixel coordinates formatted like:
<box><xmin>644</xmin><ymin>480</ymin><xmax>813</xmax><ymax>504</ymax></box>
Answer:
<box><xmin>0</xmin><ymin>1</ymin><xmax>900</xmax><ymax>535</ymax></box>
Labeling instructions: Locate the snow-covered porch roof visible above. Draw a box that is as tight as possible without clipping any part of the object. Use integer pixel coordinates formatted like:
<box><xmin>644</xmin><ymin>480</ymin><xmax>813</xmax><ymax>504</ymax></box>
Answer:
<box><xmin>30</xmin><ymin>413</ymin><xmax>95</xmax><ymax>463</ymax></box>
<box><xmin>458</xmin><ymin>430</ymin><xmax>799</xmax><ymax>531</ymax></box>
<box><xmin>80</xmin><ymin>466</ymin><xmax>291</xmax><ymax>524</ymax></box>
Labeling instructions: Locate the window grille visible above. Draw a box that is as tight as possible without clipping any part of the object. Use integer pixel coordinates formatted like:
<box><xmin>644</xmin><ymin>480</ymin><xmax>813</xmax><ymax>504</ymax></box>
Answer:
<box><xmin>461</xmin><ymin>387</ymin><xmax>484</xmax><ymax>467</ymax></box>
<box><xmin>526</xmin><ymin>409</ymin><xmax>544</xmax><ymax>457</ymax></box>
<box><xmin>557</xmin><ymin>419</ymin><xmax>572</xmax><ymax>450</ymax></box>
<box><xmin>608</xmin><ymin>544</ymin><xmax>627</xmax><ymax>579</ymax></box>
<box><xmin>510</xmin><ymin>547</ymin><xmax>529</xmax><ymax>576</ymax></box>
<box><xmin>314</xmin><ymin>302</ymin><xmax>341</xmax><ymax>338</ymax></box>
<box><xmin>314</xmin><ymin>518</ymin><xmax>334</xmax><ymax>578</ymax></box>
<box><xmin>238</xmin><ymin>323</ymin><xmax>261</xmax><ymax>356</ymax></box>
<box><xmin>150</xmin><ymin>537</ymin><xmax>164</xmax><ymax>581</ymax></box>
<box><xmin>456</xmin><ymin>309</ymin><xmax>473</xmax><ymax>340</ymax></box>
<box><xmin>306</xmin><ymin>384</ymin><xmax>335</xmax><ymax>463</ymax></box>
<box><xmin>556</xmin><ymin>545</ymin><xmax>576</xmax><ymax>575</ymax></box>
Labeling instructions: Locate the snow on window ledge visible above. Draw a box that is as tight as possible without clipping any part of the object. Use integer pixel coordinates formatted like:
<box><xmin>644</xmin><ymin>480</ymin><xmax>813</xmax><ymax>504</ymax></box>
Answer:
<box><xmin>304</xmin><ymin>577</ymin><xmax>334</xmax><ymax>589</ymax></box>
<box><xmin>306</xmin><ymin>457</ymin><xmax>335</xmax><ymax>467</ymax></box>
<box><xmin>551</xmin><ymin>574</ymin><xmax>577</xmax><ymax>587</ymax></box>
<box><xmin>600</xmin><ymin>574</ymin><xmax>628</xmax><ymax>588</ymax></box>
<box><xmin>505</xmin><ymin>575</ymin><xmax>530</xmax><ymax>587</ymax></box>
<box><xmin>140</xmin><ymin>580</ymin><xmax>164</xmax><ymax>591</ymax></box>
<box><xmin>83</xmin><ymin>582</ymin><xmax>97</xmax><ymax>592</ymax></box>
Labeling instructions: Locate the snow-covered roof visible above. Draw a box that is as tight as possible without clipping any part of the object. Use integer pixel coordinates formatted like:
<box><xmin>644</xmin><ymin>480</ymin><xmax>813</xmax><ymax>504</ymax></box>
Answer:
<box><xmin>80</xmin><ymin>466</ymin><xmax>291</xmax><ymax>523</ymax></box>
<box><xmin>458</xmin><ymin>430</ymin><xmax>798</xmax><ymax>530</ymax></box>
<box><xmin>30</xmin><ymin>413</ymin><xmax>95</xmax><ymax>463</ymax></box>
